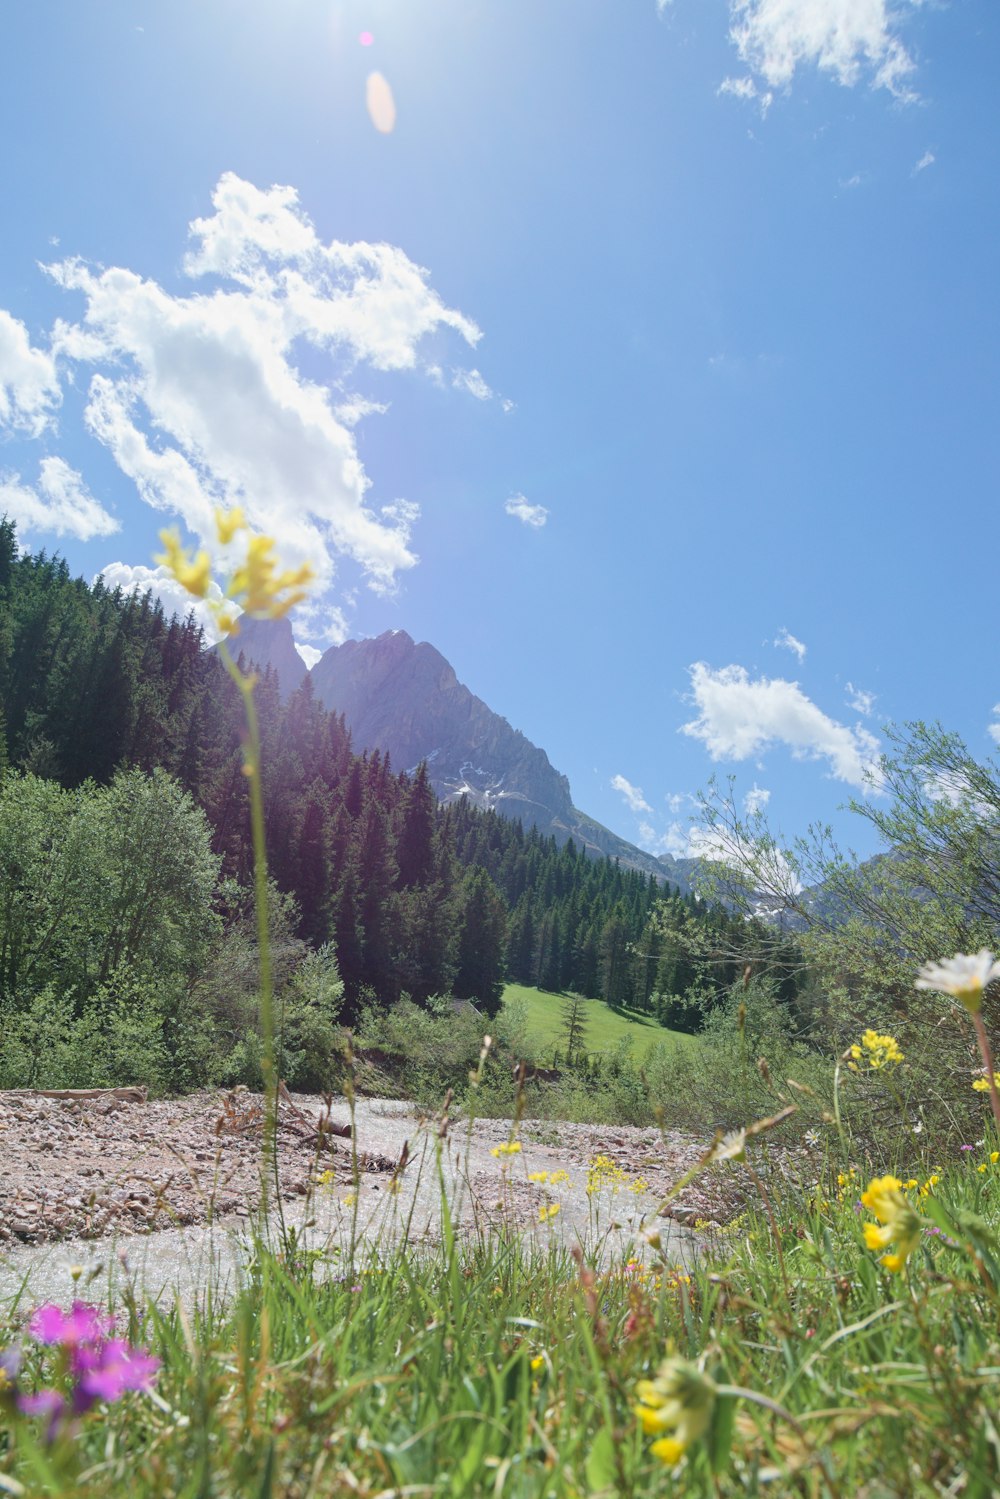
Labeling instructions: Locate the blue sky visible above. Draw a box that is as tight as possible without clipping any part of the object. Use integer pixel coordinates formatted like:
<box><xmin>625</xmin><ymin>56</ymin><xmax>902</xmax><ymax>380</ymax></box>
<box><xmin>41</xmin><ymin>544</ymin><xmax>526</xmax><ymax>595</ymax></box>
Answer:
<box><xmin>1</xmin><ymin>0</ymin><xmax>997</xmax><ymax>862</ymax></box>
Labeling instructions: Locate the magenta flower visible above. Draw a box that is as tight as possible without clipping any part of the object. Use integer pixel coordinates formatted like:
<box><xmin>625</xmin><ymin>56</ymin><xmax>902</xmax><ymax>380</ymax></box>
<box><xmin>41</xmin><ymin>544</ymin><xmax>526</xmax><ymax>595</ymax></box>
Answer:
<box><xmin>72</xmin><ymin>1339</ymin><xmax>160</xmax><ymax>1407</ymax></box>
<box><xmin>29</xmin><ymin>1302</ymin><xmax>114</xmax><ymax>1347</ymax></box>
<box><xmin>16</xmin><ymin>1301</ymin><xmax>160</xmax><ymax>1441</ymax></box>
<box><xmin>17</xmin><ymin>1388</ymin><xmax>66</xmax><ymax>1443</ymax></box>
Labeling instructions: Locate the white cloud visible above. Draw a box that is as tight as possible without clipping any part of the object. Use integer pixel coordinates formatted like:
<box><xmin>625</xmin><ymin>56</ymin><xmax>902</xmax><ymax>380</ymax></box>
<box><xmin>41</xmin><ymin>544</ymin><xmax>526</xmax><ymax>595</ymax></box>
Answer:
<box><xmin>718</xmin><ymin>75</ymin><xmax>774</xmax><ymax>114</ymax></box>
<box><xmin>0</xmin><ymin>458</ymin><xmax>118</xmax><ymax>542</ymax></box>
<box><xmin>744</xmin><ymin>783</ymin><xmax>771</xmax><ymax>814</ymax></box>
<box><xmin>295</xmin><ymin>642</ymin><xmax>323</xmax><ymax>670</ymax></box>
<box><xmin>0</xmin><ymin>309</ymin><xmax>61</xmax><ymax>436</ymax></box>
<box><xmin>504</xmin><ymin>494</ymin><xmax>549</xmax><ymax>529</ymax></box>
<box><xmin>611</xmin><ymin>773</ymin><xmax>653</xmax><ymax>815</ymax></box>
<box><xmin>97</xmin><ymin>561</ymin><xmax>224</xmax><ymax>638</ymax></box>
<box><xmin>452</xmin><ymin>367</ymin><xmax>493</xmax><ymax>401</ymax></box>
<box><xmin>682</xmin><ymin>662</ymin><xmax>882</xmax><ymax>788</ymax></box>
<box><xmin>846</xmin><ymin>681</ymin><xmax>876</xmax><ymax>716</ymax></box>
<box><xmin>774</xmin><ymin>626</ymin><xmax>807</xmax><ymax>662</ymax></box>
<box><xmin>989</xmin><ymin>705</ymin><xmax>1000</xmax><ymax>748</ymax></box>
<box><xmin>44</xmin><ymin>172</ymin><xmax>483</xmax><ymax>605</ymax></box>
<box><xmin>914</xmin><ymin>149</ymin><xmax>936</xmax><ymax>174</ymax></box>
<box><xmin>728</xmin><ymin>0</ymin><xmax>920</xmax><ymax>99</ymax></box>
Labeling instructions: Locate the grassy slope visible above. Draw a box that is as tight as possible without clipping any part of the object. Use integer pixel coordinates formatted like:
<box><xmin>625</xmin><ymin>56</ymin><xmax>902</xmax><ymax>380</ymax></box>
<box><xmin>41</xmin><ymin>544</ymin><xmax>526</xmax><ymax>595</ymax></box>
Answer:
<box><xmin>502</xmin><ymin>982</ymin><xmax>696</xmax><ymax>1061</ymax></box>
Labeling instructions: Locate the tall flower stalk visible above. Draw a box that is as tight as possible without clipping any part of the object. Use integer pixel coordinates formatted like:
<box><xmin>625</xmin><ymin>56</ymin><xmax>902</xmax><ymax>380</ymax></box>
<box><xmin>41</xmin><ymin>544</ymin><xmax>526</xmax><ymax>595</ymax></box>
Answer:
<box><xmin>157</xmin><ymin>510</ymin><xmax>314</xmax><ymax>1210</ymax></box>
<box><xmin>916</xmin><ymin>951</ymin><xmax>1000</xmax><ymax>1132</ymax></box>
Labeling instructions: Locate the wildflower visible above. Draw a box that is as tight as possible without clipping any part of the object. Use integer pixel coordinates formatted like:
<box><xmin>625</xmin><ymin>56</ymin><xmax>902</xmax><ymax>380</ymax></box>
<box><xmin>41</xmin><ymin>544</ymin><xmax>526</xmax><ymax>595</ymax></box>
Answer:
<box><xmin>156</xmin><ymin>529</ymin><xmax>212</xmax><ymax>599</ymax></box>
<box><xmin>548</xmin><ymin>1169</ymin><xmax>571</xmax><ymax>1186</ymax></box>
<box><xmin>916</xmin><ymin>951</ymin><xmax>1000</xmax><ymax>1015</ymax></box>
<box><xmin>15</xmin><ymin>1302</ymin><xmax>158</xmax><ymax>1442</ymax></box>
<box><xmin>538</xmin><ymin>1203</ymin><xmax>561</xmax><ymax>1223</ymax></box>
<box><xmin>527</xmin><ymin>1171</ymin><xmax>550</xmax><ymax>1183</ymax></box>
<box><xmin>635</xmin><ymin>1356</ymin><xmax>716</xmax><ymax>1467</ymax></box>
<box><xmin>861</xmin><ymin>1176</ymin><xmax>924</xmax><ymax>1273</ymax></box>
<box><xmin>530</xmin><ymin>1355</ymin><xmax>545</xmax><ymax>1372</ymax></box>
<box><xmin>707</xmin><ymin>1128</ymin><xmax>746</xmax><ymax>1163</ymax></box>
<box><xmin>29</xmin><ymin>1303</ymin><xmax>114</xmax><ymax>1347</ymax></box>
<box><xmin>215</xmin><ymin>505</ymin><xmax>246</xmax><ymax>544</ymax></box>
<box><xmin>490</xmin><ymin>1141</ymin><xmax>522</xmax><ymax>1158</ymax></box>
<box><xmin>849</xmin><ymin>1029</ymin><xmax>903</xmax><ymax>1070</ymax></box>
<box><xmin>972</xmin><ymin>1072</ymin><xmax>1000</xmax><ymax>1092</ymax></box>
<box><xmin>156</xmin><ymin>507</ymin><xmax>314</xmax><ymax>641</ymax></box>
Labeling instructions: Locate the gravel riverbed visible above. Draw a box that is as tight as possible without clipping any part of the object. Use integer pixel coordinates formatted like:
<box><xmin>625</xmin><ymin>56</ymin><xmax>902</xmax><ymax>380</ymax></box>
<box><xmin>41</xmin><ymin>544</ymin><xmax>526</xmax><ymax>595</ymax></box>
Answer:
<box><xmin>0</xmin><ymin>1089</ymin><xmax>759</xmax><ymax>1307</ymax></box>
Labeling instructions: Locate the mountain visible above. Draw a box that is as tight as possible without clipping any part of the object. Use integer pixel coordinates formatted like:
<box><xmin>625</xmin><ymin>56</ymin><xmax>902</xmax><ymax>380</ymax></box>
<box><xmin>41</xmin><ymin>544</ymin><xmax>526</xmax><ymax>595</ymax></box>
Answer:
<box><xmin>214</xmin><ymin>615</ymin><xmax>307</xmax><ymax>699</ymax></box>
<box><xmin>222</xmin><ymin>620</ymin><xmax>699</xmax><ymax>889</ymax></box>
<box><xmin>309</xmin><ymin>630</ymin><xmax>692</xmax><ymax>883</ymax></box>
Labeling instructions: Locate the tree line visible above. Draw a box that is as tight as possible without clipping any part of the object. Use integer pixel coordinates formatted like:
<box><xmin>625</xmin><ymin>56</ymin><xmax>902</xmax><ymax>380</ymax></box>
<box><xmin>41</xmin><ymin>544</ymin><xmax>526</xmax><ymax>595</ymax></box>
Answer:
<box><xmin>0</xmin><ymin>521</ymin><xmax>803</xmax><ymax>1041</ymax></box>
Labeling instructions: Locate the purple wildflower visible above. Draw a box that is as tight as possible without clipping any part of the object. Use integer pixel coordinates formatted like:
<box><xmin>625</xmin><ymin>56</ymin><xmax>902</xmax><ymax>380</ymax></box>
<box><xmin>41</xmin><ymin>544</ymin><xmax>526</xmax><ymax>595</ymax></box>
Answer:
<box><xmin>29</xmin><ymin>1302</ymin><xmax>114</xmax><ymax>1347</ymax></box>
<box><xmin>15</xmin><ymin>1301</ymin><xmax>160</xmax><ymax>1440</ymax></box>
<box><xmin>17</xmin><ymin>1388</ymin><xmax>66</xmax><ymax>1442</ymax></box>
<box><xmin>72</xmin><ymin>1339</ymin><xmax>160</xmax><ymax>1408</ymax></box>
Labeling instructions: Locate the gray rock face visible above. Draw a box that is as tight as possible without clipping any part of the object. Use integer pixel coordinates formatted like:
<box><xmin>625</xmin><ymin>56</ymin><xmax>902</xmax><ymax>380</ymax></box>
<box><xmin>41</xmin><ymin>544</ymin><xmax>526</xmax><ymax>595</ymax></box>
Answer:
<box><xmin>309</xmin><ymin>631</ymin><xmax>682</xmax><ymax>882</ymax></box>
<box><xmin>215</xmin><ymin>616</ymin><xmax>307</xmax><ymax>699</ymax></box>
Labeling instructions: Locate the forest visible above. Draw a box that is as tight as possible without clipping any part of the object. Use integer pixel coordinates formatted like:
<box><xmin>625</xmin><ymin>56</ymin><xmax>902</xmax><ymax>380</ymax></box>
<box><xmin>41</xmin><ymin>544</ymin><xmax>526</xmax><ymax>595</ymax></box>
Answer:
<box><xmin>0</xmin><ymin>522</ymin><xmax>801</xmax><ymax>1095</ymax></box>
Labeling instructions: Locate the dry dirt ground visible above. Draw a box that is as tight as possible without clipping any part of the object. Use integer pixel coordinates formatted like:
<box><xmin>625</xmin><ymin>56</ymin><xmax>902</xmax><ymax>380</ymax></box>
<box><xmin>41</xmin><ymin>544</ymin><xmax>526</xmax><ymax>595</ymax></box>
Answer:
<box><xmin>0</xmin><ymin>1089</ymin><xmax>789</xmax><ymax>1306</ymax></box>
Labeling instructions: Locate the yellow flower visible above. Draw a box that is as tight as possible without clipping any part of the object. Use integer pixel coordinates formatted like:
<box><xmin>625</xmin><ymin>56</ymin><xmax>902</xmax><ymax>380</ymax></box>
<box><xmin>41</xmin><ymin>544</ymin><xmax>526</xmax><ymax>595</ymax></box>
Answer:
<box><xmin>548</xmin><ymin>1169</ymin><xmax>571</xmax><ymax>1186</ymax></box>
<box><xmin>156</xmin><ymin>528</ymin><xmax>212</xmax><ymax>598</ymax></box>
<box><xmin>157</xmin><ymin>515</ymin><xmax>314</xmax><ymax>635</ymax></box>
<box><xmin>538</xmin><ymin>1202</ymin><xmax>561</xmax><ymax>1223</ymax></box>
<box><xmin>0</xmin><ymin>1366</ymin><xmax>9</xmax><ymax>1393</ymax></box>
<box><xmin>528</xmin><ymin>1171</ymin><xmax>550</xmax><ymax>1183</ymax></box>
<box><xmin>228</xmin><ymin>533</ymin><xmax>314</xmax><ymax>620</ymax></box>
<box><xmin>530</xmin><ymin>1354</ymin><xmax>545</xmax><ymax>1372</ymax></box>
<box><xmin>916</xmin><ymin>951</ymin><xmax>1000</xmax><ymax>1015</ymax></box>
<box><xmin>861</xmin><ymin>1175</ymin><xmax>924</xmax><ymax>1273</ymax></box>
<box><xmin>490</xmin><ymin>1141</ymin><xmax>522</xmax><ymax>1158</ymax></box>
<box><xmin>972</xmin><ymin>1072</ymin><xmax>1000</xmax><ymax>1093</ymax></box>
<box><xmin>215</xmin><ymin>505</ymin><xmax>246</xmax><ymax>544</ymax></box>
<box><xmin>636</xmin><ymin>1357</ymin><xmax>716</xmax><ymax>1467</ymax></box>
<box><xmin>850</xmin><ymin>1028</ymin><xmax>904</xmax><ymax>1070</ymax></box>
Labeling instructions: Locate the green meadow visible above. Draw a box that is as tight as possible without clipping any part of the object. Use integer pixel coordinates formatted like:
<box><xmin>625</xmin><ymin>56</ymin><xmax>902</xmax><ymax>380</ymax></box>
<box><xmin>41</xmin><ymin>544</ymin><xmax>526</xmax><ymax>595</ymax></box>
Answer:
<box><xmin>502</xmin><ymin>983</ymin><xmax>697</xmax><ymax>1061</ymax></box>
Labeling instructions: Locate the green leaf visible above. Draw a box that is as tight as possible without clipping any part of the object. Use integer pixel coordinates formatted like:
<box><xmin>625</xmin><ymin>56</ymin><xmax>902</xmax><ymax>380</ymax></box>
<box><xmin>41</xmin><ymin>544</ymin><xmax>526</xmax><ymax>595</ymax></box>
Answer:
<box><xmin>585</xmin><ymin>1425</ymin><xmax>618</xmax><ymax>1494</ymax></box>
<box><xmin>708</xmin><ymin>1394</ymin><xmax>736</xmax><ymax>1475</ymax></box>
<box><xmin>922</xmin><ymin>1196</ymin><xmax>964</xmax><ymax>1245</ymax></box>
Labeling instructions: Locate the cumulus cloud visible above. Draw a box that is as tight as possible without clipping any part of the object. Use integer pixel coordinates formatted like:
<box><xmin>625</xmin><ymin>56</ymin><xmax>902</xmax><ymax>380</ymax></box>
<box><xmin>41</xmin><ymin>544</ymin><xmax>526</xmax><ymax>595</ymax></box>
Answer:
<box><xmin>682</xmin><ymin>662</ymin><xmax>882</xmax><ymax>788</ymax></box>
<box><xmin>43</xmin><ymin>172</ymin><xmax>483</xmax><ymax>606</ymax></box>
<box><xmin>914</xmin><ymin>149</ymin><xmax>936</xmax><ymax>174</ymax></box>
<box><xmin>774</xmin><ymin>626</ymin><xmax>807</xmax><ymax>662</ymax></box>
<box><xmin>0</xmin><ymin>458</ymin><xmax>118</xmax><ymax>541</ymax></box>
<box><xmin>0</xmin><ymin>309</ymin><xmax>61</xmax><ymax>436</ymax></box>
<box><xmin>97</xmin><ymin>561</ymin><xmax>225</xmax><ymax>639</ymax></box>
<box><xmin>728</xmin><ymin>0</ymin><xmax>920</xmax><ymax>100</ymax></box>
<box><xmin>744</xmin><ymin>784</ymin><xmax>771</xmax><ymax>814</ymax></box>
<box><xmin>611</xmin><ymin>774</ymin><xmax>653</xmax><ymax>815</ymax></box>
<box><xmin>989</xmin><ymin>706</ymin><xmax>1000</xmax><ymax>748</ymax></box>
<box><xmin>504</xmin><ymin>494</ymin><xmax>549</xmax><ymax>529</ymax></box>
<box><xmin>295</xmin><ymin>642</ymin><xmax>323</xmax><ymax>670</ymax></box>
<box><xmin>846</xmin><ymin>681</ymin><xmax>876</xmax><ymax>716</ymax></box>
